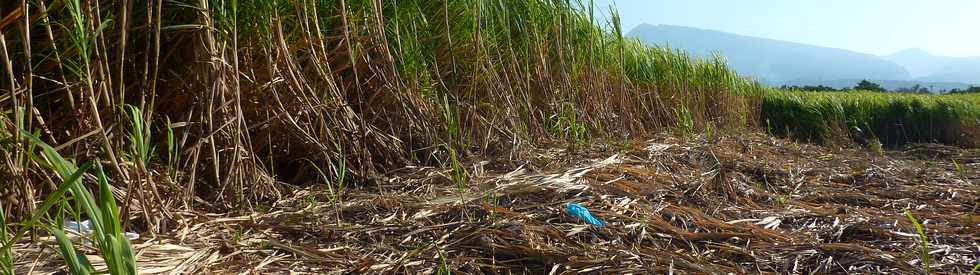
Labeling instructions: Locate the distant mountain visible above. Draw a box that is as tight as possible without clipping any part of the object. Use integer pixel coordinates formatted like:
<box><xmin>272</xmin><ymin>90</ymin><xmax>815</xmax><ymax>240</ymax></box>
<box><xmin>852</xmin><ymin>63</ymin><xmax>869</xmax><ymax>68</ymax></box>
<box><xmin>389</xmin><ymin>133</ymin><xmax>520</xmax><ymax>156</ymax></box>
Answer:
<box><xmin>885</xmin><ymin>49</ymin><xmax>980</xmax><ymax>84</ymax></box>
<box><xmin>628</xmin><ymin>24</ymin><xmax>911</xmax><ymax>83</ymax></box>
<box><xmin>885</xmin><ymin>49</ymin><xmax>954</xmax><ymax>78</ymax></box>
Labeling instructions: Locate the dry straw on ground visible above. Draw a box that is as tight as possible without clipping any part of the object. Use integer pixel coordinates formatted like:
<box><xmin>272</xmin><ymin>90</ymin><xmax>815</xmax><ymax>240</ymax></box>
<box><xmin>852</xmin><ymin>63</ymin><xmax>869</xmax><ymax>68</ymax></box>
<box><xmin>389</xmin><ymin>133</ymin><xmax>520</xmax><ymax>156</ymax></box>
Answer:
<box><xmin>13</xmin><ymin>133</ymin><xmax>978</xmax><ymax>274</ymax></box>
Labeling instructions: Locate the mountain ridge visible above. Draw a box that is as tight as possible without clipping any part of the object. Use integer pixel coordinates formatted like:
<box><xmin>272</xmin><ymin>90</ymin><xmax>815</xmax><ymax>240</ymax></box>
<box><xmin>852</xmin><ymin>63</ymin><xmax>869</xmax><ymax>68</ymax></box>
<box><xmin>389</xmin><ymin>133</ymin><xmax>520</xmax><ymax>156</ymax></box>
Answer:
<box><xmin>628</xmin><ymin>24</ymin><xmax>980</xmax><ymax>89</ymax></box>
<box><xmin>885</xmin><ymin>48</ymin><xmax>980</xmax><ymax>84</ymax></box>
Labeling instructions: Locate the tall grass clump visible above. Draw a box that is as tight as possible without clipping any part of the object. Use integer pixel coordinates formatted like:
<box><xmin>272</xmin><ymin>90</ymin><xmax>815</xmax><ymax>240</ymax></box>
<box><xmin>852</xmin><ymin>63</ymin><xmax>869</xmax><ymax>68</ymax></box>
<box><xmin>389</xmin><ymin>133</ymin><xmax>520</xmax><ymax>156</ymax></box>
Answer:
<box><xmin>20</xmin><ymin>133</ymin><xmax>137</xmax><ymax>275</ymax></box>
<box><xmin>0</xmin><ymin>0</ymin><xmax>765</xmax><ymax>218</ymax></box>
<box><xmin>762</xmin><ymin>90</ymin><xmax>980</xmax><ymax>146</ymax></box>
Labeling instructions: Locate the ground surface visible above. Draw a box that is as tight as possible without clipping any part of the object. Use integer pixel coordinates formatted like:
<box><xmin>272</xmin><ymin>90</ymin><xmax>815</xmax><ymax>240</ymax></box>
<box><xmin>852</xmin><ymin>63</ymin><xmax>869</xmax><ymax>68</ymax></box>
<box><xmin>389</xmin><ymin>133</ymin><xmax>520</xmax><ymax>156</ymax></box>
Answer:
<box><xmin>13</xmin><ymin>133</ymin><xmax>980</xmax><ymax>274</ymax></box>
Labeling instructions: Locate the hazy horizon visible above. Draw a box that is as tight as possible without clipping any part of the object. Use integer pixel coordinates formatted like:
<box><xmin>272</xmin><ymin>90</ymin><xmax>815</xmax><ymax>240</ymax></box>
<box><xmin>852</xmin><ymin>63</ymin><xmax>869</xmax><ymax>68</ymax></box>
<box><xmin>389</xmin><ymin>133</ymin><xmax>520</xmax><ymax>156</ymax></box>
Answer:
<box><xmin>592</xmin><ymin>0</ymin><xmax>980</xmax><ymax>58</ymax></box>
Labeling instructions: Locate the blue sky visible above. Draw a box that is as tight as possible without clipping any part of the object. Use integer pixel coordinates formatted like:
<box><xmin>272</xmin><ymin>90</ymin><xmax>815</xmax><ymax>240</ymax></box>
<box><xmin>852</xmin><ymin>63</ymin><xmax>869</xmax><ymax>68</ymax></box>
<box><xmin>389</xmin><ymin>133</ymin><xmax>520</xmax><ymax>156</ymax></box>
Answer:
<box><xmin>591</xmin><ymin>0</ymin><xmax>980</xmax><ymax>57</ymax></box>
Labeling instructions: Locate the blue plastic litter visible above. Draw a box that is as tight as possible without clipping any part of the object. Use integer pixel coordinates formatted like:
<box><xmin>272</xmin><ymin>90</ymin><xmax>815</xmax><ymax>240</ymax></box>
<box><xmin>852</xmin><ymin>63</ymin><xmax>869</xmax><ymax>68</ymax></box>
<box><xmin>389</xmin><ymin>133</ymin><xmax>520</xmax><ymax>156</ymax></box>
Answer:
<box><xmin>565</xmin><ymin>202</ymin><xmax>605</xmax><ymax>227</ymax></box>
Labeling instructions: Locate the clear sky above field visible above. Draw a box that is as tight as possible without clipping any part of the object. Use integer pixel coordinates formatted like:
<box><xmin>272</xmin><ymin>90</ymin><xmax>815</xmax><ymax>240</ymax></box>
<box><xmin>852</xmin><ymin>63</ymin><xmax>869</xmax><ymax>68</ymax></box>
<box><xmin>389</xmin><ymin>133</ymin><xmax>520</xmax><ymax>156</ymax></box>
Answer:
<box><xmin>591</xmin><ymin>0</ymin><xmax>980</xmax><ymax>57</ymax></box>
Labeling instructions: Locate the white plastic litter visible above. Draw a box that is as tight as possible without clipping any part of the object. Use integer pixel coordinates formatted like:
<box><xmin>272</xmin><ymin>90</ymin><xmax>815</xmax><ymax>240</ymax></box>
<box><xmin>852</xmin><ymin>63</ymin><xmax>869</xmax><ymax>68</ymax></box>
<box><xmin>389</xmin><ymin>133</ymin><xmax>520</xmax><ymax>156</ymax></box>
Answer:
<box><xmin>65</xmin><ymin>219</ymin><xmax>92</xmax><ymax>233</ymax></box>
<box><xmin>65</xmin><ymin>219</ymin><xmax>140</xmax><ymax>241</ymax></box>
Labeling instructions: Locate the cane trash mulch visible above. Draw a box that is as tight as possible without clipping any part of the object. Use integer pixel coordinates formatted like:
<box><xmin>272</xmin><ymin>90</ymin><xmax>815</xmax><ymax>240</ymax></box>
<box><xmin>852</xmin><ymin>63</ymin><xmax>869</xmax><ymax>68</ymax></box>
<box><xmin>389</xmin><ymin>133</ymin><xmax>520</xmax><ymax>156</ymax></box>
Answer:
<box><xmin>13</xmin><ymin>133</ymin><xmax>979</xmax><ymax>274</ymax></box>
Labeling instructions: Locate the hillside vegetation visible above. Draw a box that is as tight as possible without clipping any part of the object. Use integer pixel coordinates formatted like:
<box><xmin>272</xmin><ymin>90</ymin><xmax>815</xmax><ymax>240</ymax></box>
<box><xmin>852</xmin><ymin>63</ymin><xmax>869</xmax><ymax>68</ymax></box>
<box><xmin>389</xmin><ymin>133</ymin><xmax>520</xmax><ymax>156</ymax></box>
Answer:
<box><xmin>0</xmin><ymin>0</ymin><xmax>978</xmax><ymax>273</ymax></box>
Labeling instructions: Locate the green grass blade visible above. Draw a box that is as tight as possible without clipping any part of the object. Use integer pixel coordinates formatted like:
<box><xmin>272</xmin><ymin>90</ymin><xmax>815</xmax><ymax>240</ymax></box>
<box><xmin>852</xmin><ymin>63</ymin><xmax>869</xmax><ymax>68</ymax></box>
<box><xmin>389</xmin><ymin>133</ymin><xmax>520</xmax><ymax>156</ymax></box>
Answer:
<box><xmin>18</xmin><ymin>129</ymin><xmax>76</xmax><ymax>178</ymax></box>
<box><xmin>0</xmin><ymin>207</ymin><xmax>12</xmax><ymax>275</ymax></box>
<box><xmin>18</xmin><ymin>129</ymin><xmax>105</xmax><ymax>241</ymax></box>
<box><xmin>905</xmin><ymin>209</ymin><xmax>931</xmax><ymax>274</ymax></box>
<box><xmin>49</xmin><ymin>227</ymin><xmax>95</xmax><ymax>275</ymax></box>
<box><xmin>0</xmin><ymin>162</ymin><xmax>92</xmax><ymax>256</ymax></box>
<box><xmin>18</xmin><ymin>129</ymin><xmax>137</xmax><ymax>274</ymax></box>
<box><xmin>306</xmin><ymin>159</ymin><xmax>336</xmax><ymax>203</ymax></box>
<box><xmin>96</xmin><ymin>162</ymin><xmax>136</xmax><ymax>274</ymax></box>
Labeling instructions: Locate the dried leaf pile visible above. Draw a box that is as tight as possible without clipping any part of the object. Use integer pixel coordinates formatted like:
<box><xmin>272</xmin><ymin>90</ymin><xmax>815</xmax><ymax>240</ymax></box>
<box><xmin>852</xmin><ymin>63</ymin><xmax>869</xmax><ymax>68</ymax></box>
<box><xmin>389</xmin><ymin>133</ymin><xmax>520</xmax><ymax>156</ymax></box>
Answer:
<box><xmin>13</xmin><ymin>133</ymin><xmax>979</xmax><ymax>274</ymax></box>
